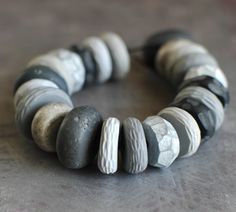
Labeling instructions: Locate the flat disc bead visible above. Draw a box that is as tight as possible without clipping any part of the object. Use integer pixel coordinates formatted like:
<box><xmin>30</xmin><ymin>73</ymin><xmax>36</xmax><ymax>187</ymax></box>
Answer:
<box><xmin>31</xmin><ymin>103</ymin><xmax>72</xmax><ymax>152</ymax></box>
<box><xmin>158</xmin><ymin>107</ymin><xmax>201</xmax><ymax>158</ymax></box>
<box><xmin>56</xmin><ymin>106</ymin><xmax>103</xmax><ymax>169</ymax></box>
<box><xmin>143</xmin><ymin>115</ymin><xmax>180</xmax><ymax>168</ymax></box>
<box><xmin>122</xmin><ymin>117</ymin><xmax>148</xmax><ymax>174</ymax></box>
<box><xmin>97</xmin><ymin>117</ymin><xmax>120</xmax><ymax>174</ymax></box>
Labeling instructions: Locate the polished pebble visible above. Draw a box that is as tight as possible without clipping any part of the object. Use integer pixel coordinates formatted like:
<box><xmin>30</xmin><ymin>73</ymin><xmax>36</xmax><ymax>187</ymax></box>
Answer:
<box><xmin>159</xmin><ymin>107</ymin><xmax>201</xmax><ymax>158</ymax></box>
<box><xmin>57</xmin><ymin>106</ymin><xmax>103</xmax><ymax>169</ymax></box>
<box><xmin>143</xmin><ymin>115</ymin><xmax>180</xmax><ymax>168</ymax></box>
<box><xmin>31</xmin><ymin>103</ymin><xmax>72</xmax><ymax>152</ymax></box>
<box><xmin>122</xmin><ymin>117</ymin><xmax>148</xmax><ymax>174</ymax></box>
<box><xmin>97</xmin><ymin>117</ymin><xmax>120</xmax><ymax>174</ymax></box>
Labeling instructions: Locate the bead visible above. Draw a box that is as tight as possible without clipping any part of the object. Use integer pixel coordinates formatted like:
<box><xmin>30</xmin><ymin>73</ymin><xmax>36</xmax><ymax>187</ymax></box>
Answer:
<box><xmin>15</xmin><ymin>87</ymin><xmax>73</xmax><ymax>139</ymax></box>
<box><xmin>28</xmin><ymin>49</ymin><xmax>85</xmax><ymax>94</ymax></box>
<box><xmin>174</xmin><ymin>86</ymin><xmax>224</xmax><ymax>130</ymax></box>
<box><xmin>31</xmin><ymin>103</ymin><xmax>72</xmax><ymax>152</ymax></box>
<box><xmin>82</xmin><ymin>37</ymin><xmax>112</xmax><ymax>83</ymax></box>
<box><xmin>122</xmin><ymin>117</ymin><xmax>148</xmax><ymax>174</ymax></box>
<box><xmin>101</xmin><ymin>32</ymin><xmax>130</xmax><ymax>80</ymax></box>
<box><xmin>179</xmin><ymin>75</ymin><xmax>230</xmax><ymax>107</ymax></box>
<box><xmin>97</xmin><ymin>117</ymin><xmax>120</xmax><ymax>174</ymax></box>
<box><xmin>159</xmin><ymin>107</ymin><xmax>201</xmax><ymax>158</ymax></box>
<box><xmin>13</xmin><ymin>65</ymin><xmax>68</xmax><ymax>94</ymax></box>
<box><xmin>56</xmin><ymin>106</ymin><xmax>103</xmax><ymax>169</ymax></box>
<box><xmin>143</xmin><ymin>115</ymin><xmax>180</xmax><ymax>168</ymax></box>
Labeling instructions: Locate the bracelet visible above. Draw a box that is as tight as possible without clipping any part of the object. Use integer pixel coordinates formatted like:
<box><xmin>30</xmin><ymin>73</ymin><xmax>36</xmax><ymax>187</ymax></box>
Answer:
<box><xmin>13</xmin><ymin>29</ymin><xmax>229</xmax><ymax>174</ymax></box>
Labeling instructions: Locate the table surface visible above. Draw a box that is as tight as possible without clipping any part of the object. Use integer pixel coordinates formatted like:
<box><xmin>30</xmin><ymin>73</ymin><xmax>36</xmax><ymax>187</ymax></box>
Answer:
<box><xmin>1</xmin><ymin>0</ymin><xmax>236</xmax><ymax>211</ymax></box>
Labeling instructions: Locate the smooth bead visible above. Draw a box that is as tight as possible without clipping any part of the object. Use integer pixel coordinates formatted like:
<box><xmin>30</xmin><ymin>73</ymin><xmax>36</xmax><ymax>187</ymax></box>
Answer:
<box><xmin>97</xmin><ymin>117</ymin><xmax>120</xmax><ymax>174</ymax></box>
<box><xmin>57</xmin><ymin>106</ymin><xmax>103</xmax><ymax>169</ymax></box>
<box><xmin>143</xmin><ymin>115</ymin><xmax>180</xmax><ymax>168</ymax></box>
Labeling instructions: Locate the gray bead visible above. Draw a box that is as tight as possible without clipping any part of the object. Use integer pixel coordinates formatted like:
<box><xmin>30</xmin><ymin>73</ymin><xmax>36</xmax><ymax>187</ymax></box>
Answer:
<box><xmin>122</xmin><ymin>117</ymin><xmax>148</xmax><ymax>174</ymax></box>
<box><xmin>56</xmin><ymin>106</ymin><xmax>103</xmax><ymax>169</ymax></box>
<box><xmin>143</xmin><ymin>115</ymin><xmax>180</xmax><ymax>168</ymax></box>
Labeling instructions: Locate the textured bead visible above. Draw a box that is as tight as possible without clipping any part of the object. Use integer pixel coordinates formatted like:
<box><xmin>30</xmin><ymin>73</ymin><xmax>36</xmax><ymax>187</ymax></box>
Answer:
<box><xmin>159</xmin><ymin>107</ymin><xmax>201</xmax><ymax>158</ymax></box>
<box><xmin>31</xmin><ymin>103</ymin><xmax>72</xmax><ymax>152</ymax></box>
<box><xmin>101</xmin><ymin>32</ymin><xmax>130</xmax><ymax>80</ymax></box>
<box><xmin>122</xmin><ymin>117</ymin><xmax>148</xmax><ymax>174</ymax></box>
<box><xmin>14</xmin><ymin>65</ymin><xmax>68</xmax><ymax>94</ymax></box>
<box><xmin>143</xmin><ymin>115</ymin><xmax>180</xmax><ymax>168</ymax></box>
<box><xmin>28</xmin><ymin>49</ymin><xmax>85</xmax><ymax>94</ymax></box>
<box><xmin>174</xmin><ymin>86</ymin><xmax>224</xmax><ymax>130</ymax></box>
<box><xmin>82</xmin><ymin>37</ymin><xmax>112</xmax><ymax>83</ymax></box>
<box><xmin>97</xmin><ymin>117</ymin><xmax>120</xmax><ymax>174</ymax></box>
<box><xmin>15</xmin><ymin>87</ymin><xmax>73</xmax><ymax>139</ymax></box>
<box><xmin>57</xmin><ymin>106</ymin><xmax>103</xmax><ymax>169</ymax></box>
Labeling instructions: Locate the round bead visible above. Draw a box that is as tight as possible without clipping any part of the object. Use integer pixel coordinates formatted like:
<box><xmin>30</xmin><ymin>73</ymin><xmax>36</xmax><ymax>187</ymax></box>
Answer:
<box><xmin>31</xmin><ymin>103</ymin><xmax>72</xmax><ymax>152</ymax></box>
<box><xmin>97</xmin><ymin>117</ymin><xmax>120</xmax><ymax>174</ymax></box>
<box><xmin>14</xmin><ymin>65</ymin><xmax>68</xmax><ymax>94</ymax></box>
<box><xmin>101</xmin><ymin>32</ymin><xmax>130</xmax><ymax>80</ymax></box>
<box><xmin>56</xmin><ymin>106</ymin><xmax>103</xmax><ymax>169</ymax></box>
<box><xmin>82</xmin><ymin>37</ymin><xmax>112</xmax><ymax>83</ymax></box>
<box><xmin>122</xmin><ymin>117</ymin><xmax>148</xmax><ymax>174</ymax></box>
<box><xmin>28</xmin><ymin>49</ymin><xmax>86</xmax><ymax>94</ymax></box>
<box><xmin>15</xmin><ymin>87</ymin><xmax>73</xmax><ymax>139</ymax></box>
<box><xmin>143</xmin><ymin>115</ymin><xmax>180</xmax><ymax>168</ymax></box>
<box><xmin>158</xmin><ymin>107</ymin><xmax>201</xmax><ymax>158</ymax></box>
<box><xmin>174</xmin><ymin>86</ymin><xmax>224</xmax><ymax>130</ymax></box>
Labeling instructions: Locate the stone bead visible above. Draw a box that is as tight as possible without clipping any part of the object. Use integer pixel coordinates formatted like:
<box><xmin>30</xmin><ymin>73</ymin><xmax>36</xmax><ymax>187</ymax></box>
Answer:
<box><xmin>143</xmin><ymin>29</ymin><xmax>191</xmax><ymax>69</ymax></box>
<box><xmin>56</xmin><ymin>106</ymin><xmax>103</xmax><ymax>169</ymax></box>
<box><xmin>31</xmin><ymin>103</ymin><xmax>72</xmax><ymax>152</ymax></box>
<box><xmin>158</xmin><ymin>107</ymin><xmax>201</xmax><ymax>158</ymax></box>
<box><xmin>101</xmin><ymin>32</ymin><xmax>130</xmax><ymax>80</ymax></box>
<box><xmin>13</xmin><ymin>65</ymin><xmax>68</xmax><ymax>94</ymax></box>
<box><xmin>97</xmin><ymin>117</ymin><xmax>120</xmax><ymax>174</ymax></box>
<box><xmin>82</xmin><ymin>37</ymin><xmax>112</xmax><ymax>83</ymax></box>
<box><xmin>184</xmin><ymin>65</ymin><xmax>228</xmax><ymax>89</ymax></box>
<box><xmin>143</xmin><ymin>115</ymin><xmax>180</xmax><ymax>168</ymax></box>
<box><xmin>28</xmin><ymin>49</ymin><xmax>85</xmax><ymax>94</ymax></box>
<box><xmin>122</xmin><ymin>117</ymin><xmax>148</xmax><ymax>174</ymax></box>
<box><xmin>179</xmin><ymin>75</ymin><xmax>230</xmax><ymax>107</ymax></box>
<box><xmin>15</xmin><ymin>87</ymin><xmax>73</xmax><ymax>139</ymax></box>
<box><xmin>174</xmin><ymin>86</ymin><xmax>224</xmax><ymax>130</ymax></box>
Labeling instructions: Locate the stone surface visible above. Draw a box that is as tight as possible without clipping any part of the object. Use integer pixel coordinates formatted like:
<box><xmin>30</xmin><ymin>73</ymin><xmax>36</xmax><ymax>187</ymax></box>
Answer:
<box><xmin>97</xmin><ymin>117</ymin><xmax>120</xmax><ymax>174</ymax></box>
<box><xmin>56</xmin><ymin>106</ymin><xmax>103</xmax><ymax>169</ymax></box>
<box><xmin>143</xmin><ymin>115</ymin><xmax>180</xmax><ymax>168</ymax></box>
<box><xmin>159</xmin><ymin>107</ymin><xmax>201</xmax><ymax>158</ymax></box>
<box><xmin>122</xmin><ymin>117</ymin><xmax>148</xmax><ymax>174</ymax></box>
<box><xmin>31</xmin><ymin>103</ymin><xmax>72</xmax><ymax>152</ymax></box>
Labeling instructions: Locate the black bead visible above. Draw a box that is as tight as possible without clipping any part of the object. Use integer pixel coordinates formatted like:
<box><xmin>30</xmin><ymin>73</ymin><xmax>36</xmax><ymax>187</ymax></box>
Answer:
<box><xmin>14</xmin><ymin>65</ymin><xmax>68</xmax><ymax>94</ymax></box>
<box><xmin>179</xmin><ymin>75</ymin><xmax>230</xmax><ymax>107</ymax></box>
<box><xmin>143</xmin><ymin>29</ymin><xmax>191</xmax><ymax>69</ymax></box>
<box><xmin>171</xmin><ymin>97</ymin><xmax>216</xmax><ymax>142</ymax></box>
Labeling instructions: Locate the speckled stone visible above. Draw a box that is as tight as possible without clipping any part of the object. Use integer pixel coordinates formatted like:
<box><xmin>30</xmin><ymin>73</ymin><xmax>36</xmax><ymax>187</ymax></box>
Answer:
<box><xmin>159</xmin><ymin>107</ymin><xmax>201</xmax><ymax>158</ymax></box>
<box><xmin>56</xmin><ymin>106</ymin><xmax>103</xmax><ymax>169</ymax></box>
<box><xmin>143</xmin><ymin>115</ymin><xmax>180</xmax><ymax>168</ymax></box>
<box><xmin>101</xmin><ymin>32</ymin><xmax>130</xmax><ymax>80</ymax></box>
<box><xmin>31</xmin><ymin>103</ymin><xmax>72</xmax><ymax>152</ymax></box>
<box><xmin>13</xmin><ymin>65</ymin><xmax>68</xmax><ymax>94</ymax></box>
<box><xmin>15</xmin><ymin>87</ymin><xmax>73</xmax><ymax>139</ymax></box>
<box><xmin>97</xmin><ymin>117</ymin><xmax>120</xmax><ymax>174</ymax></box>
<box><xmin>122</xmin><ymin>117</ymin><xmax>148</xmax><ymax>174</ymax></box>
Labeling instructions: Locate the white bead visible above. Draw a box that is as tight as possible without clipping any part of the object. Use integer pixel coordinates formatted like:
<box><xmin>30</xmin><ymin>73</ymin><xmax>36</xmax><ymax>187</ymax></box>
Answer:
<box><xmin>97</xmin><ymin>117</ymin><xmax>120</xmax><ymax>174</ymax></box>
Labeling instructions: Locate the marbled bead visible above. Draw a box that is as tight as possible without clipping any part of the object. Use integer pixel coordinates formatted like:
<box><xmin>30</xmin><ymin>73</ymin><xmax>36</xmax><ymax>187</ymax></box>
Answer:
<box><xmin>143</xmin><ymin>115</ymin><xmax>180</xmax><ymax>168</ymax></box>
<box><xmin>122</xmin><ymin>117</ymin><xmax>148</xmax><ymax>174</ymax></box>
<box><xmin>97</xmin><ymin>117</ymin><xmax>120</xmax><ymax>174</ymax></box>
<box><xmin>56</xmin><ymin>106</ymin><xmax>103</xmax><ymax>169</ymax></box>
<box><xmin>31</xmin><ymin>103</ymin><xmax>72</xmax><ymax>152</ymax></box>
<box><xmin>159</xmin><ymin>107</ymin><xmax>201</xmax><ymax>158</ymax></box>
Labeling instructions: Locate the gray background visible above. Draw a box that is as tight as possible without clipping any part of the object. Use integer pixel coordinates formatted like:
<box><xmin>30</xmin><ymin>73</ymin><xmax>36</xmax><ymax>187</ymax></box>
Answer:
<box><xmin>1</xmin><ymin>0</ymin><xmax>236</xmax><ymax>211</ymax></box>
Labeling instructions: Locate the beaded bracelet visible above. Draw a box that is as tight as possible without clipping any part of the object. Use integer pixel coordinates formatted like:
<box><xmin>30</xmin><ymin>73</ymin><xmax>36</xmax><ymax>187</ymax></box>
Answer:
<box><xmin>13</xmin><ymin>29</ymin><xmax>229</xmax><ymax>174</ymax></box>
